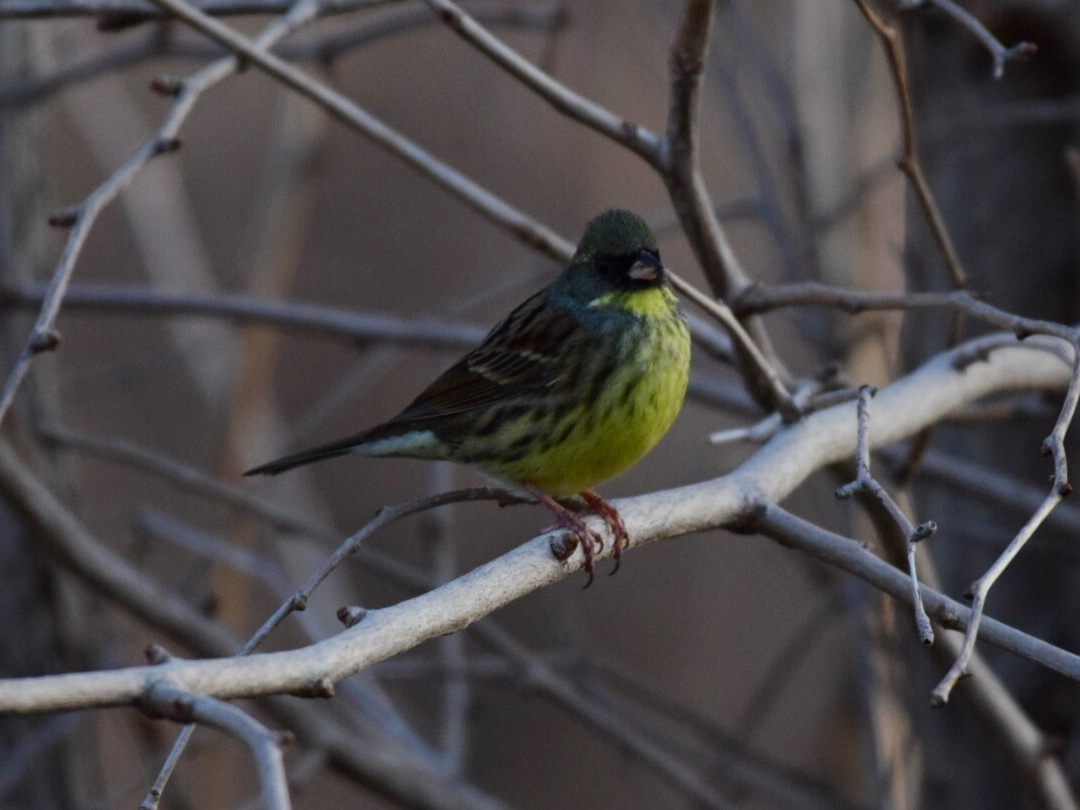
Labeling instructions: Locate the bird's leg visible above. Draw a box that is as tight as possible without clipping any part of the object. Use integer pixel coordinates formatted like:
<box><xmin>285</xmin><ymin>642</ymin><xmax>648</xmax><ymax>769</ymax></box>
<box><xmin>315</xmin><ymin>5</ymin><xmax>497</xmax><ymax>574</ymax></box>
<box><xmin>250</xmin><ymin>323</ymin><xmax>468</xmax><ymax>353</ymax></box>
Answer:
<box><xmin>579</xmin><ymin>491</ymin><xmax>629</xmax><ymax>575</ymax></box>
<box><xmin>528</xmin><ymin>486</ymin><xmax>603</xmax><ymax>588</ymax></box>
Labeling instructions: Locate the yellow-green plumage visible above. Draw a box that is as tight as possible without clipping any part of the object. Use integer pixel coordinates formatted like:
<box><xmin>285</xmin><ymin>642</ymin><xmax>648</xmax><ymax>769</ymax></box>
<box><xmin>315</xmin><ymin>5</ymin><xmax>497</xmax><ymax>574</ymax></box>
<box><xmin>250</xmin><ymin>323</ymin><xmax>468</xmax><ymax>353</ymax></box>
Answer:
<box><xmin>246</xmin><ymin>209</ymin><xmax>691</xmax><ymax>582</ymax></box>
<box><xmin>470</xmin><ymin>284</ymin><xmax>689</xmax><ymax>497</ymax></box>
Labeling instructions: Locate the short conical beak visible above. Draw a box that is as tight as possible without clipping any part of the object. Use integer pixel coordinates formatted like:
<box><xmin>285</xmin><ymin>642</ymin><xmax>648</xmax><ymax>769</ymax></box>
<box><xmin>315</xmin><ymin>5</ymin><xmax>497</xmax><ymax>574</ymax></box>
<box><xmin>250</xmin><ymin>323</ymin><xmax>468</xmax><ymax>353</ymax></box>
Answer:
<box><xmin>628</xmin><ymin>251</ymin><xmax>664</xmax><ymax>282</ymax></box>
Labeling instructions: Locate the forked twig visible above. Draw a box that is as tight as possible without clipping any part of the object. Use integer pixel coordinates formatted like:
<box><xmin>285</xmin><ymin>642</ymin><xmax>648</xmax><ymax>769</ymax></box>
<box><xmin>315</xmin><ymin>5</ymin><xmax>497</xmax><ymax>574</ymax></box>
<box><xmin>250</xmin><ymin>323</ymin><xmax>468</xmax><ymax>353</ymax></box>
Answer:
<box><xmin>932</xmin><ymin>337</ymin><xmax>1080</xmax><ymax>704</ymax></box>
<box><xmin>900</xmin><ymin>0</ymin><xmax>1037</xmax><ymax>79</ymax></box>
<box><xmin>139</xmin><ymin>682</ymin><xmax>291</xmax><ymax>810</ymax></box>
<box><xmin>0</xmin><ymin>0</ymin><xmax>326</xmax><ymax>429</ymax></box>
<box><xmin>852</xmin><ymin>0</ymin><xmax>968</xmax><ymax>291</ymax></box>
<box><xmin>137</xmin><ymin>483</ymin><xmax>523</xmax><ymax>806</ymax></box>
<box><xmin>930</xmin><ymin>490</ymin><xmax>1063</xmax><ymax>706</ymax></box>
<box><xmin>835</xmin><ymin>386</ymin><xmax>935</xmax><ymax>644</ymax></box>
<box><xmin>419</xmin><ymin>0</ymin><xmax>793</xmax><ymax>411</ymax></box>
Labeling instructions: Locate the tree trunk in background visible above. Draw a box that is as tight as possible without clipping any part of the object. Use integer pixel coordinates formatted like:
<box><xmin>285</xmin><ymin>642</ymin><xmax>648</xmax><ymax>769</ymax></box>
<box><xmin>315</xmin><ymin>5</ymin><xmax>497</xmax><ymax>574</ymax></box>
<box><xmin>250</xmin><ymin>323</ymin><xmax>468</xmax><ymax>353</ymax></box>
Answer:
<box><xmin>904</xmin><ymin>3</ymin><xmax>1080</xmax><ymax>807</ymax></box>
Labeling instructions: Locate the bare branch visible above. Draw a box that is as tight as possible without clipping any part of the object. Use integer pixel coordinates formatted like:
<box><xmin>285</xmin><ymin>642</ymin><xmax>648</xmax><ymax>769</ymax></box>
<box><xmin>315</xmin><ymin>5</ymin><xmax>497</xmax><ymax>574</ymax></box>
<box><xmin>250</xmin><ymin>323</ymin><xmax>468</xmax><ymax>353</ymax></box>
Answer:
<box><xmin>140</xmin><ymin>683</ymin><xmax>291</xmax><ymax>810</ymax></box>
<box><xmin>852</xmin><ymin>0</ymin><xmax>969</xmax><ymax>290</ymax></box>
<box><xmin>931</xmin><ymin>491</ymin><xmax>1064</xmax><ymax>706</ymax></box>
<box><xmin>834</xmin><ymin>386</ymin><xmax>934</xmax><ymax>643</ymax></box>
<box><xmin>670</xmin><ymin>274</ymin><xmax>796</xmax><ymax>416</ymax></box>
<box><xmin>0</xmin><ymin>0</ymin><xmax>386</xmax><ymax>22</ymax></box>
<box><xmin>0</xmin><ymin>0</ymin><xmax>328</xmax><ymax>428</ymax></box>
<box><xmin>731</xmin><ymin>280</ymin><xmax>1077</xmax><ymax>342</ymax></box>
<box><xmin>900</xmin><ymin>0</ymin><xmax>1037</xmax><ymax>79</ymax></box>
<box><xmin>142</xmin><ymin>0</ymin><xmax>574</xmax><ymax>259</ymax></box>
<box><xmin>413</xmin><ymin>0</ymin><xmax>793</xmax><ymax>410</ymax></box>
<box><xmin>0</xmin><ymin>2</ymin><xmax>567</xmax><ymax>109</ymax></box>
<box><xmin>663</xmin><ymin>0</ymin><xmax>747</xmax><ymax>297</ymax></box>
<box><xmin>38</xmin><ymin>424</ymin><xmax>431</xmax><ymax>588</ymax></box>
<box><xmin>0</xmin><ymin>282</ymin><xmax>488</xmax><ymax>349</ymax></box>
<box><xmin>752</xmin><ymin>504</ymin><xmax>1080</xmax><ymax>688</ymax></box>
<box><xmin>420</xmin><ymin>0</ymin><xmax>663</xmax><ymax>164</ymax></box>
<box><xmin>2</xmin><ymin>333</ymin><xmax>1078</xmax><ymax>715</ymax></box>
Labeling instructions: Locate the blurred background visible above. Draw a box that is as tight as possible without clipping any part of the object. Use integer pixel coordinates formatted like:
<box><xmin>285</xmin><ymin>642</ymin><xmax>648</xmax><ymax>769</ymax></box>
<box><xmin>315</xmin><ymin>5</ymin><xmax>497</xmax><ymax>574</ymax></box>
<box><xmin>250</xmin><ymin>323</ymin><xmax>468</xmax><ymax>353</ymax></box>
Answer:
<box><xmin>1</xmin><ymin>1</ymin><xmax>1079</xmax><ymax>808</ymax></box>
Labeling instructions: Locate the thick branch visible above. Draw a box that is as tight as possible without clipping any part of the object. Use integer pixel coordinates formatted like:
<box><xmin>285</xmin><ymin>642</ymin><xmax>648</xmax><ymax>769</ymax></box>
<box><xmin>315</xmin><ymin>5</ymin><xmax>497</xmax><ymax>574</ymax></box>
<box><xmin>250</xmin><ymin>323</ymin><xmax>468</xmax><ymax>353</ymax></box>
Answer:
<box><xmin>1</xmin><ymin>334</ymin><xmax>1076</xmax><ymax>714</ymax></box>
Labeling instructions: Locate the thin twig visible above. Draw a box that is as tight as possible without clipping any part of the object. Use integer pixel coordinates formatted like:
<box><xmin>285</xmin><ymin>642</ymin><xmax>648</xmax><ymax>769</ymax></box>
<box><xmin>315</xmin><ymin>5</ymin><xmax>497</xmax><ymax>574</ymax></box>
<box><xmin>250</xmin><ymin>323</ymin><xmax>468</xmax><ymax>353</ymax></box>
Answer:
<box><xmin>664</xmin><ymin>0</ymin><xmax>743</xmax><ymax>295</ymax></box>
<box><xmin>141</xmin><ymin>0</ymin><xmax>574</xmax><ymax>259</ymax></box>
<box><xmin>37</xmin><ymin>423</ymin><xmax>430</xmax><ymax>588</ymax></box>
<box><xmin>0</xmin><ymin>282</ymin><xmax>488</xmax><ymax>349</ymax></box>
<box><xmin>671</xmin><ymin>274</ymin><xmax>796</xmax><ymax>417</ymax></box>
<box><xmin>471</xmin><ymin>624</ymin><xmax>738</xmax><ymax>810</ymax></box>
<box><xmin>0</xmin><ymin>446</ymin><xmax>503</xmax><ymax>808</ymax></box>
<box><xmin>139</xmin><ymin>683</ymin><xmax>291</xmax><ymax>810</ymax></box>
<box><xmin>931</xmin><ymin>337</ymin><xmax>1080</xmax><ymax>704</ymax></box>
<box><xmin>852</xmin><ymin>0</ymin><xmax>969</xmax><ymax>290</ymax></box>
<box><xmin>140</xmin><ymin>485</ymin><xmax>522</xmax><ymax>806</ymax></box>
<box><xmin>1040</xmin><ymin>338</ymin><xmax>1080</xmax><ymax>495</ymax></box>
<box><xmin>0</xmin><ymin>0</ymin><xmax>388</xmax><ymax>21</ymax></box>
<box><xmin>903</xmin><ymin>447</ymin><xmax>1080</xmax><ymax>540</ymax></box>
<box><xmin>661</xmin><ymin>0</ymin><xmax>794</xmax><ymax>413</ymax></box>
<box><xmin>752</xmin><ymin>504</ymin><xmax>1080</xmax><ymax>680</ymax></box>
<box><xmin>709</xmin><ymin>379</ymin><xmax>820</xmax><ymax>446</ymax></box>
<box><xmin>731</xmin><ymin>280</ymin><xmax>1077</xmax><ymax>342</ymax></box>
<box><xmin>931</xmin><ymin>491</ymin><xmax>1064</xmax><ymax>705</ymax></box>
<box><xmin>420</xmin><ymin>0</ymin><xmax>662</xmax><ymax>165</ymax></box>
<box><xmin>900</xmin><ymin>0</ymin><xmax>1037</xmax><ymax>79</ymax></box>
<box><xmin>835</xmin><ymin>386</ymin><xmax>935</xmax><ymax>644</ymax></box>
<box><xmin>0</xmin><ymin>2</ymin><xmax>567</xmax><ymax>109</ymax></box>
<box><xmin>0</xmin><ymin>0</ymin><xmax>326</xmax><ymax>429</ymax></box>
<box><xmin>140</xmin><ymin>724</ymin><xmax>195</xmax><ymax>810</ymax></box>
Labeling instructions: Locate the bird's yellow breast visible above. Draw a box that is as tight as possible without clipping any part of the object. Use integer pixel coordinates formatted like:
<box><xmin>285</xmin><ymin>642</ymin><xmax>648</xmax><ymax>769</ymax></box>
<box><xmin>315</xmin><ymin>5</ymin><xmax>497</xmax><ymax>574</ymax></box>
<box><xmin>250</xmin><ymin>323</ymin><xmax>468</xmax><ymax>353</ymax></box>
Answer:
<box><xmin>485</xmin><ymin>287</ymin><xmax>690</xmax><ymax>497</ymax></box>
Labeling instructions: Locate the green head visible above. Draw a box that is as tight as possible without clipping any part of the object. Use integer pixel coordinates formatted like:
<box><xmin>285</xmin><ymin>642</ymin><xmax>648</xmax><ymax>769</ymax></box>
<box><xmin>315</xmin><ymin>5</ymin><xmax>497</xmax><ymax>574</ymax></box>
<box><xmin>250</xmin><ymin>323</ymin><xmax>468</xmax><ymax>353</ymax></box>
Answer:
<box><xmin>573</xmin><ymin>209</ymin><xmax>659</xmax><ymax>262</ymax></box>
<box><xmin>562</xmin><ymin>210</ymin><xmax>667</xmax><ymax>301</ymax></box>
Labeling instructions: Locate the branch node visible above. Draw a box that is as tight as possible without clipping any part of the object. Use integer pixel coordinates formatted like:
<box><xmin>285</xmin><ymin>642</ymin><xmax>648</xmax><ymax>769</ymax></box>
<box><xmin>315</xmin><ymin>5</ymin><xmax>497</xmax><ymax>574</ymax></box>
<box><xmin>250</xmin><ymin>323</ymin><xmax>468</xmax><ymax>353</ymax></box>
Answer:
<box><xmin>150</xmin><ymin>76</ymin><xmax>185</xmax><ymax>97</ymax></box>
<box><xmin>96</xmin><ymin>11</ymin><xmax>147</xmax><ymax>31</ymax></box>
<box><xmin>337</xmin><ymin>605</ymin><xmax>368</xmax><ymax>628</ymax></box>
<box><xmin>289</xmin><ymin>676</ymin><xmax>335</xmax><ymax>699</ymax></box>
<box><xmin>29</xmin><ymin>329</ymin><xmax>61</xmax><ymax>354</ymax></box>
<box><xmin>911</xmin><ymin>520</ymin><xmax>938</xmax><ymax>542</ymax></box>
<box><xmin>834</xmin><ymin>482</ymin><xmax>858</xmax><ymax>500</ymax></box>
<box><xmin>727</xmin><ymin>500</ymin><xmax>768</xmax><ymax>535</ymax></box>
<box><xmin>439</xmin><ymin>5</ymin><xmax>463</xmax><ymax>30</ymax></box>
<box><xmin>145</xmin><ymin>643</ymin><xmax>173</xmax><ymax>665</ymax></box>
<box><xmin>153</xmin><ymin>137</ymin><xmax>182</xmax><ymax>155</ymax></box>
<box><xmin>48</xmin><ymin>207</ymin><xmax>79</xmax><ymax>228</ymax></box>
<box><xmin>549</xmin><ymin>531</ymin><xmax>576</xmax><ymax>561</ymax></box>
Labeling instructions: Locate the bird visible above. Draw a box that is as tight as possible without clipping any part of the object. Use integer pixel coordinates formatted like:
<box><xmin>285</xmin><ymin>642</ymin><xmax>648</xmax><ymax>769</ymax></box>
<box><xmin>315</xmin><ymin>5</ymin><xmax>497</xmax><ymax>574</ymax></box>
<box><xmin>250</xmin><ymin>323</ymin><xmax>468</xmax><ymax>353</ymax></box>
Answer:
<box><xmin>246</xmin><ymin>209</ymin><xmax>691</xmax><ymax>585</ymax></box>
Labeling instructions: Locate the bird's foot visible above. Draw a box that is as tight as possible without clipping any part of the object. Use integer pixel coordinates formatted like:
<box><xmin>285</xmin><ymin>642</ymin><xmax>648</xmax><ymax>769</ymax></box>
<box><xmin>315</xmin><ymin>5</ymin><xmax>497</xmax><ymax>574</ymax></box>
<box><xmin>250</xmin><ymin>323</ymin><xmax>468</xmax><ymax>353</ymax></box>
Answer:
<box><xmin>579</xmin><ymin>491</ymin><xmax>629</xmax><ymax>575</ymax></box>
<box><xmin>546</xmin><ymin>507</ymin><xmax>604</xmax><ymax>588</ymax></box>
<box><xmin>530</xmin><ymin>487</ymin><xmax>629</xmax><ymax>586</ymax></box>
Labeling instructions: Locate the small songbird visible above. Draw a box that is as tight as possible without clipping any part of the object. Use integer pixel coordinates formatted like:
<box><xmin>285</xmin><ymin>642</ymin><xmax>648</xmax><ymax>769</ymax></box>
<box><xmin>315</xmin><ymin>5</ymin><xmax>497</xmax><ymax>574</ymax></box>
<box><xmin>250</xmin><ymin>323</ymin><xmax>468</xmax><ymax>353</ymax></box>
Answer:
<box><xmin>246</xmin><ymin>209</ymin><xmax>691</xmax><ymax>584</ymax></box>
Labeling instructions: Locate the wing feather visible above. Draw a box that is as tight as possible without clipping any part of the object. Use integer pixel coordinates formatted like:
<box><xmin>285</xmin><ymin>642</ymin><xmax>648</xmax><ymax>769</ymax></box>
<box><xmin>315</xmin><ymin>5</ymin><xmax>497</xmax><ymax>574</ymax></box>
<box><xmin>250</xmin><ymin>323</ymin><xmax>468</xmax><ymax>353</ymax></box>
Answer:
<box><xmin>390</xmin><ymin>290</ymin><xmax>583</xmax><ymax>422</ymax></box>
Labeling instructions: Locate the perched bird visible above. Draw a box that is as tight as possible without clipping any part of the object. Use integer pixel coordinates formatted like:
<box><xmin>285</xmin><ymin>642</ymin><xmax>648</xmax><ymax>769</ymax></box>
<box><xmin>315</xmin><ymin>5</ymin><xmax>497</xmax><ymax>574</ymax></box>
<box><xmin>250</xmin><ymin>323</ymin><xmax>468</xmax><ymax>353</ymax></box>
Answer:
<box><xmin>246</xmin><ymin>209</ymin><xmax>691</xmax><ymax>585</ymax></box>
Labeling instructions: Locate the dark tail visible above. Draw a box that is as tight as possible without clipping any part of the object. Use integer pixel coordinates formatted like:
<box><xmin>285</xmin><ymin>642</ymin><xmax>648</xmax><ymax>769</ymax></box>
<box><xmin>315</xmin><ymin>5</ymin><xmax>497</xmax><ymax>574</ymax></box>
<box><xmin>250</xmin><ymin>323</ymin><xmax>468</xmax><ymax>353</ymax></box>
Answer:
<box><xmin>244</xmin><ymin>434</ymin><xmax>367</xmax><ymax>476</ymax></box>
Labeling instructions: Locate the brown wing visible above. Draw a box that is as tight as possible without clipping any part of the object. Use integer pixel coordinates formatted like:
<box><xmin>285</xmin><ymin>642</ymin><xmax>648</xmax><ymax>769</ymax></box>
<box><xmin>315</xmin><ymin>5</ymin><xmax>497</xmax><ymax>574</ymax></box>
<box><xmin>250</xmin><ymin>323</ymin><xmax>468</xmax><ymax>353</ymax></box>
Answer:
<box><xmin>390</xmin><ymin>289</ymin><xmax>583</xmax><ymax>422</ymax></box>
<box><xmin>245</xmin><ymin>292</ymin><xmax>585</xmax><ymax>474</ymax></box>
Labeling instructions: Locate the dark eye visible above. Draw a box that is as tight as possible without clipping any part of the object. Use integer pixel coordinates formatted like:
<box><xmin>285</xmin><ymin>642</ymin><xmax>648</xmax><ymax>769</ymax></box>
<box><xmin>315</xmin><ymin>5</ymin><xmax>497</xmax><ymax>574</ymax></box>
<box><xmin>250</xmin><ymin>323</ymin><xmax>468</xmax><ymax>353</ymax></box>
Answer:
<box><xmin>595</xmin><ymin>253</ymin><xmax>636</xmax><ymax>277</ymax></box>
